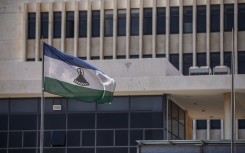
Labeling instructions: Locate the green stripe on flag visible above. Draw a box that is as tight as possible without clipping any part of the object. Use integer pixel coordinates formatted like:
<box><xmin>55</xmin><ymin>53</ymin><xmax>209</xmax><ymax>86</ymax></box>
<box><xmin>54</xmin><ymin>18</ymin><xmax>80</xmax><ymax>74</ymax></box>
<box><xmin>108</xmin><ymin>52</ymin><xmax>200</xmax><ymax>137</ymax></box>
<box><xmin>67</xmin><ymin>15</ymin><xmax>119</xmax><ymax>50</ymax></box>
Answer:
<box><xmin>44</xmin><ymin>77</ymin><xmax>113</xmax><ymax>104</ymax></box>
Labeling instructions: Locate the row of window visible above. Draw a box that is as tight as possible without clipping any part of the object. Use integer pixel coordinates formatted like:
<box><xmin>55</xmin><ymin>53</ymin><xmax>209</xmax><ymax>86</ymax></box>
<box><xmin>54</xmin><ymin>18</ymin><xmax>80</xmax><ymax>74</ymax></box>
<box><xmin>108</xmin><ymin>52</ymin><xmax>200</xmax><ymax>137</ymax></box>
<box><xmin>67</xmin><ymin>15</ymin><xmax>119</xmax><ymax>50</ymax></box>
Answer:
<box><xmin>28</xmin><ymin>4</ymin><xmax>245</xmax><ymax>39</ymax></box>
<box><xmin>196</xmin><ymin>119</ymin><xmax>245</xmax><ymax>129</ymax></box>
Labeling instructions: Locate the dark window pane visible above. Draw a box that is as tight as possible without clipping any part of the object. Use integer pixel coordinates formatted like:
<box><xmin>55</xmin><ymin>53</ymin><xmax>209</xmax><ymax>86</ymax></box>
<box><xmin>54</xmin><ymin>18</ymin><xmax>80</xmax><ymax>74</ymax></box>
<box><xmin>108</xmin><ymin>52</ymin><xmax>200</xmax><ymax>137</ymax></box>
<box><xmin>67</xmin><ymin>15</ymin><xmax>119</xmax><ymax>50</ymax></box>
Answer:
<box><xmin>183</xmin><ymin>6</ymin><xmax>193</xmax><ymax>34</ymax></box>
<box><xmin>0</xmin><ymin>115</ymin><xmax>8</xmax><ymax>130</ymax></box>
<box><xmin>130</xmin><ymin>130</ymin><xmax>143</xmax><ymax>146</ymax></box>
<box><xmin>92</xmin><ymin>10</ymin><xmax>100</xmax><ymax>37</ymax></box>
<box><xmin>224</xmin><ymin>52</ymin><xmax>231</xmax><ymax>69</ymax></box>
<box><xmin>10</xmin><ymin>115</ymin><xmax>37</xmax><ymax>130</ymax></box>
<box><xmin>23</xmin><ymin>132</ymin><xmax>36</xmax><ymax>147</ymax></box>
<box><xmin>68</xmin><ymin>113</ymin><xmax>95</xmax><ymax>129</ymax></box>
<box><xmin>131</xmin><ymin>9</ymin><xmax>139</xmax><ymax>36</ymax></box>
<box><xmin>9</xmin><ymin>149</ymin><xmax>36</xmax><ymax>153</ymax></box>
<box><xmin>197</xmin><ymin>53</ymin><xmax>206</xmax><ymax>67</ymax></box>
<box><xmin>44</xmin><ymin>131</ymin><xmax>51</xmax><ymax>147</ymax></box>
<box><xmin>157</xmin><ymin>7</ymin><xmax>166</xmax><ymax>34</ymax></box>
<box><xmin>224</xmin><ymin>4</ymin><xmax>234</xmax><ymax>32</ymax></box>
<box><xmin>79</xmin><ymin>11</ymin><xmax>87</xmax><ymax>37</ymax></box>
<box><xmin>104</xmin><ymin>10</ymin><xmax>113</xmax><ymax>37</ymax></box>
<box><xmin>53</xmin><ymin>12</ymin><xmax>61</xmax><ymax>38</ymax></box>
<box><xmin>97</xmin><ymin>148</ymin><xmax>128</xmax><ymax>153</ymax></box>
<box><xmin>28</xmin><ymin>13</ymin><xmax>36</xmax><ymax>39</ymax></box>
<box><xmin>130</xmin><ymin>147</ymin><xmax>137</xmax><ymax>153</ymax></box>
<box><xmin>82</xmin><ymin>131</ymin><xmax>95</xmax><ymax>146</ymax></box>
<box><xmin>183</xmin><ymin>53</ymin><xmax>193</xmax><ymax>75</ymax></box>
<box><xmin>145</xmin><ymin>130</ymin><xmax>163</xmax><ymax>140</ymax></box>
<box><xmin>97</xmin><ymin>96</ymin><xmax>129</xmax><ymax>111</ymax></box>
<box><xmin>197</xmin><ymin>6</ymin><xmax>206</xmax><ymax>33</ymax></box>
<box><xmin>170</xmin><ymin>7</ymin><xmax>179</xmax><ymax>34</ymax></box>
<box><xmin>238</xmin><ymin>52</ymin><xmax>245</xmax><ymax>74</ymax></box>
<box><xmin>179</xmin><ymin>108</ymin><xmax>185</xmax><ymax>125</ymax></box>
<box><xmin>210</xmin><ymin>119</ymin><xmax>221</xmax><ymax>129</ymax></box>
<box><xmin>68</xmin><ymin>99</ymin><xmax>95</xmax><ymax>112</ymax></box>
<box><xmin>9</xmin><ymin>132</ymin><xmax>22</xmax><ymax>148</ymax></box>
<box><xmin>143</xmin><ymin>8</ymin><xmax>152</xmax><ymax>35</ymax></box>
<box><xmin>118</xmin><ymin>10</ymin><xmax>126</xmax><ymax>36</ymax></box>
<box><xmin>41</xmin><ymin>12</ymin><xmax>49</xmax><ymax>38</ymax></box>
<box><xmin>67</xmin><ymin>131</ymin><xmax>80</xmax><ymax>146</ymax></box>
<box><xmin>130</xmin><ymin>96</ymin><xmax>163</xmax><ymax>111</ymax></box>
<box><xmin>44</xmin><ymin>114</ymin><xmax>66</xmax><ymax>130</ymax></box>
<box><xmin>0</xmin><ymin>150</ymin><xmax>7</xmax><ymax>153</ymax></box>
<box><xmin>115</xmin><ymin>130</ymin><xmax>128</xmax><ymax>146</ymax></box>
<box><xmin>67</xmin><ymin>148</ymin><xmax>94</xmax><ymax>153</ymax></box>
<box><xmin>238</xmin><ymin>4</ymin><xmax>245</xmax><ymax>31</ymax></box>
<box><xmin>130</xmin><ymin>112</ymin><xmax>163</xmax><ymax>128</ymax></box>
<box><xmin>210</xmin><ymin>52</ymin><xmax>220</xmax><ymax>69</ymax></box>
<box><xmin>171</xmin><ymin>102</ymin><xmax>179</xmax><ymax>120</ymax></box>
<box><xmin>10</xmin><ymin>98</ymin><xmax>38</xmax><ymax>113</ymax></box>
<box><xmin>66</xmin><ymin>11</ymin><xmax>74</xmax><ymax>38</ymax></box>
<box><xmin>44</xmin><ymin>148</ymin><xmax>65</xmax><ymax>153</ymax></box>
<box><xmin>210</xmin><ymin>5</ymin><xmax>220</xmax><ymax>32</ymax></box>
<box><xmin>179</xmin><ymin>123</ymin><xmax>185</xmax><ymax>139</ymax></box>
<box><xmin>0</xmin><ymin>99</ymin><xmax>8</xmax><ymax>113</ymax></box>
<box><xmin>170</xmin><ymin>54</ymin><xmax>179</xmax><ymax>70</ymax></box>
<box><xmin>196</xmin><ymin>120</ymin><xmax>207</xmax><ymax>129</ymax></box>
<box><xmin>0</xmin><ymin>132</ymin><xmax>7</xmax><ymax>148</ymax></box>
<box><xmin>96</xmin><ymin>130</ymin><xmax>113</xmax><ymax>146</ymax></box>
<box><xmin>97</xmin><ymin>113</ymin><xmax>128</xmax><ymax>129</ymax></box>
<box><xmin>238</xmin><ymin>119</ymin><xmax>245</xmax><ymax>129</ymax></box>
<box><xmin>52</xmin><ymin>131</ymin><xmax>66</xmax><ymax>146</ymax></box>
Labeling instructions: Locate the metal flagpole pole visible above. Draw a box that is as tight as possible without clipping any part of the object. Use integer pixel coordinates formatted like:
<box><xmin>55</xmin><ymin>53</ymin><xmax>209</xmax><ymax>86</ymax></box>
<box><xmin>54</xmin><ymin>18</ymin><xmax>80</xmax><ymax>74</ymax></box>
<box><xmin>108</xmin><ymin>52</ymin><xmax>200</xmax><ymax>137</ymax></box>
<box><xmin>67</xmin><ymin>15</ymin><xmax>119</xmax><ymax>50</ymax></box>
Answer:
<box><xmin>231</xmin><ymin>27</ymin><xmax>235</xmax><ymax>153</ymax></box>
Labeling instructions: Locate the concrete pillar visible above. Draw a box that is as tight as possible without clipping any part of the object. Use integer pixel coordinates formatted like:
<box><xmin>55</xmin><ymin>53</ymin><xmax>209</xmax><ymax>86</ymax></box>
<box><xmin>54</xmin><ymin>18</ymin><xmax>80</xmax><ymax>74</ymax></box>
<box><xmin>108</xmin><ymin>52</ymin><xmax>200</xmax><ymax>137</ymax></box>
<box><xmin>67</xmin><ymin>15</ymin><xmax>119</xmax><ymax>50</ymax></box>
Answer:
<box><xmin>224</xmin><ymin>93</ymin><xmax>231</xmax><ymax>139</ymax></box>
<box><xmin>74</xmin><ymin>1</ymin><xmax>79</xmax><ymax>57</ymax></box>
<box><xmin>207</xmin><ymin>119</ymin><xmax>210</xmax><ymax>140</ymax></box>
<box><xmin>220</xmin><ymin>0</ymin><xmax>224</xmax><ymax>66</ymax></box>
<box><xmin>87</xmin><ymin>0</ymin><xmax>91</xmax><ymax>60</ymax></box>
<box><xmin>221</xmin><ymin>119</ymin><xmax>224</xmax><ymax>139</ymax></box>
<box><xmin>22</xmin><ymin>2</ymin><xmax>27</xmax><ymax>62</ymax></box>
<box><xmin>48</xmin><ymin>2</ymin><xmax>53</xmax><ymax>45</ymax></box>
<box><xmin>61</xmin><ymin>1</ymin><xmax>66</xmax><ymax>52</ymax></box>
<box><xmin>193</xmin><ymin>120</ymin><xmax>197</xmax><ymax>140</ymax></box>
<box><xmin>206</xmin><ymin>0</ymin><xmax>210</xmax><ymax>67</ymax></box>
<box><xmin>126</xmin><ymin>0</ymin><xmax>130</xmax><ymax>59</ymax></box>
<box><xmin>152</xmin><ymin>0</ymin><xmax>156</xmax><ymax>58</ymax></box>
<box><xmin>234</xmin><ymin>0</ymin><xmax>238</xmax><ymax>74</ymax></box>
<box><xmin>35</xmin><ymin>2</ymin><xmax>40</xmax><ymax>61</ymax></box>
<box><xmin>100</xmin><ymin>0</ymin><xmax>104</xmax><ymax>60</ymax></box>
<box><xmin>179</xmin><ymin>0</ymin><xmax>183</xmax><ymax>73</ymax></box>
<box><xmin>193</xmin><ymin>0</ymin><xmax>197</xmax><ymax>67</ymax></box>
<box><xmin>139</xmin><ymin>0</ymin><xmax>143</xmax><ymax>58</ymax></box>
<box><xmin>112</xmin><ymin>0</ymin><xmax>117</xmax><ymax>59</ymax></box>
<box><xmin>165</xmin><ymin>0</ymin><xmax>170</xmax><ymax>61</ymax></box>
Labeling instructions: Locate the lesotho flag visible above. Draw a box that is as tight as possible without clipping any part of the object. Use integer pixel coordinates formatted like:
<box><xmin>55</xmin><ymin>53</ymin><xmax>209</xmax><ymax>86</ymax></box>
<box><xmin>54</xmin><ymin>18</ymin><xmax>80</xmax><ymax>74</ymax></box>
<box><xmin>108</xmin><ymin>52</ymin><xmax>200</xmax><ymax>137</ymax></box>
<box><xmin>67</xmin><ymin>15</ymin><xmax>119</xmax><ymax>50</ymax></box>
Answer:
<box><xmin>43</xmin><ymin>43</ymin><xmax>116</xmax><ymax>104</ymax></box>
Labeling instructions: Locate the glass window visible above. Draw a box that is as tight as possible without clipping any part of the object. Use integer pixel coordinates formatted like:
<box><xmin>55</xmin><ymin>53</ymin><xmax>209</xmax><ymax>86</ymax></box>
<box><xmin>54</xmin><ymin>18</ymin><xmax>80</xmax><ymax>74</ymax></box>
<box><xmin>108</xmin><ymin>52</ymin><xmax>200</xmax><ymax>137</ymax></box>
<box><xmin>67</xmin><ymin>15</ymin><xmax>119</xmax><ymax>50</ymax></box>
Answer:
<box><xmin>224</xmin><ymin>51</ymin><xmax>231</xmax><ymax>69</ymax></box>
<box><xmin>44</xmin><ymin>114</ymin><xmax>66</xmax><ymax>130</ymax></box>
<box><xmin>23</xmin><ymin>132</ymin><xmax>36</xmax><ymax>147</ymax></box>
<box><xmin>238</xmin><ymin>52</ymin><xmax>245</xmax><ymax>74</ymax></box>
<box><xmin>66</xmin><ymin>11</ymin><xmax>74</xmax><ymax>38</ymax></box>
<box><xmin>170</xmin><ymin>7</ymin><xmax>179</xmax><ymax>34</ymax></box>
<box><xmin>43</xmin><ymin>149</ymin><xmax>65</xmax><ymax>153</ymax></box>
<box><xmin>9</xmin><ymin>132</ymin><xmax>22</xmax><ymax>148</ymax></box>
<box><xmin>0</xmin><ymin>99</ymin><xmax>8</xmax><ymax>113</ymax></box>
<box><xmin>224</xmin><ymin>4</ymin><xmax>234</xmax><ymax>32</ymax></box>
<box><xmin>196</xmin><ymin>120</ymin><xmax>207</xmax><ymax>129</ymax></box>
<box><xmin>143</xmin><ymin>8</ymin><xmax>152</xmax><ymax>35</ymax></box>
<box><xmin>53</xmin><ymin>12</ymin><xmax>61</xmax><ymax>38</ymax></box>
<box><xmin>183</xmin><ymin>6</ymin><xmax>193</xmax><ymax>34</ymax></box>
<box><xmin>67</xmin><ymin>131</ymin><xmax>80</xmax><ymax>146</ymax></box>
<box><xmin>97</xmin><ymin>148</ymin><xmax>128</xmax><ymax>153</ymax></box>
<box><xmin>238</xmin><ymin>4</ymin><xmax>245</xmax><ymax>31</ymax></box>
<box><xmin>79</xmin><ymin>11</ymin><xmax>87</xmax><ymax>37</ymax></box>
<box><xmin>10</xmin><ymin>98</ymin><xmax>38</xmax><ymax>113</ymax></box>
<box><xmin>9</xmin><ymin>115</ymin><xmax>37</xmax><ymax>130</ymax></box>
<box><xmin>68</xmin><ymin>99</ymin><xmax>95</xmax><ymax>112</ymax></box>
<box><xmin>104</xmin><ymin>10</ymin><xmax>113</xmax><ymax>37</ymax></box>
<box><xmin>210</xmin><ymin>119</ymin><xmax>221</xmax><ymax>129</ymax></box>
<box><xmin>197</xmin><ymin>6</ymin><xmax>206</xmax><ymax>33</ymax></box>
<box><xmin>97</xmin><ymin>96</ymin><xmax>129</xmax><ymax>111</ymax></box>
<box><xmin>210</xmin><ymin>52</ymin><xmax>220</xmax><ymax>69</ymax></box>
<box><xmin>130</xmin><ymin>96</ymin><xmax>163</xmax><ymax>111</ymax></box>
<box><xmin>183</xmin><ymin>53</ymin><xmax>193</xmax><ymax>75</ymax></box>
<box><xmin>96</xmin><ymin>130</ymin><xmax>114</xmax><ymax>146</ymax></box>
<box><xmin>8</xmin><ymin>149</ymin><xmax>36</xmax><ymax>153</ymax></box>
<box><xmin>67</xmin><ymin>148</ymin><xmax>94</xmax><ymax>153</ymax></box>
<box><xmin>97</xmin><ymin>113</ymin><xmax>128</xmax><ymax>129</ymax></box>
<box><xmin>82</xmin><ymin>131</ymin><xmax>95</xmax><ymax>146</ymax></box>
<box><xmin>0</xmin><ymin>132</ymin><xmax>7</xmax><ymax>148</ymax></box>
<box><xmin>0</xmin><ymin>115</ymin><xmax>8</xmax><ymax>130</ymax></box>
<box><xmin>179</xmin><ymin>109</ymin><xmax>185</xmax><ymax>125</ymax></box>
<box><xmin>118</xmin><ymin>10</ymin><xmax>126</xmax><ymax>36</ymax></box>
<box><xmin>52</xmin><ymin>131</ymin><xmax>66</xmax><ymax>146</ymax></box>
<box><xmin>157</xmin><ymin>7</ymin><xmax>166</xmax><ymax>34</ymax></box>
<box><xmin>115</xmin><ymin>130</ymin><xmax>128</xmax><ymax>146</ymax></box>
<box><xmin>92</xmin><ymin>10</ymin><xmax>100</xmax><ymax>37</ymax></box>
<box><xmin>238</xmin><ymin>119</ymin><xmax>245</xmax><ymax>129</ymax></box>
<box><xmin>130</xmin><ymin>112</ymin><xmax>163</xmax><ymax>128</ymax></box>
<box><xmin>210</xmin><ymin>5</ymin><xmax>220</xmax><ymax>32</ymax></box>
<box><xmin>178</xmin><ymin>124</ymin><xmax>185</xmax><ymax>139</ymax></box>
<box><xmin>170</xmin><ymin>54</ymin><xmax>179</xmax><ymax>70</ymax></box>
<box><xmin>44</xmin><ymin>131</ymin><xmax>51</xmax><ymax>147</ymax></box>
<box><xmin>197</xmin><ymin>53</ymin><xmax>206</xmax><ymax>67</ymax></box>
<box><xmin>68</xmin><ymin>113</ymin><xmax>95</xmax><ymax>129</ymax></box>
<box><xmin>131</xmin><ymin>9</ymin><xmax>139</xmax><ymax>36</ymax></box>
<box><xmin>145</xmin><ymin>129</ymin><xmax>163</xmax><ymax>140</ymax></box>
<box><xmin>28</xmin><ymin>13</ymin><xmax>36</xmax><ymax>39</ymax></box>
<box><xmin>130</xmin><ymin>130</ymin><xmax>143</xmax><ymax>146</ymax></box>
<box><xmin>41</xmin><ymin>12</ymin><xmax>48</xmax><ymax>38</ymax></box>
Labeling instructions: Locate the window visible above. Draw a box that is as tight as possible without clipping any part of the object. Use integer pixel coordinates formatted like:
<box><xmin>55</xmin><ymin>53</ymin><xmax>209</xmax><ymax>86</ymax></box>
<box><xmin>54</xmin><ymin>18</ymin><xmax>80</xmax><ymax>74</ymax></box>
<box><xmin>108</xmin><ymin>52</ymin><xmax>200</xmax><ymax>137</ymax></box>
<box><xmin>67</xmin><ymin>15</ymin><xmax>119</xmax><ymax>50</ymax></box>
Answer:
<box><xmin>238</xmin><ymin>52</ymin><xmax>245</xmax><ymax>74</ymax></box>
<box><xmin>224</xmin><ymin>4</ymin><xmax>234</xmax><ymax>32</ymax></box>
<box><xmin>210</xmin><ymin>5</ymin><xmax>220</xmax><ymax>32</ymax></box>
<box><xmin>196</xmin><ymin>120</ymin><xmax>207</xmax><ymax>129</ymax></box>
<box><xmin>210</xmin><ymin>120</ymin><xmax>221</xmax><ymax>129</ymax></box>
<box><xmin>197</xmin><ymin>6</ymin><xmax>206</xmax><ymax>33</ymax></box>
<box><xmin>96</xmin><ymin>130</ymin><xmax>114</xmax><ymax>146</ymax></box>
<box><xmin>143</xmin><ymin>8</ymin><xmax>152</xmax><ymax>35</ymax></box>
<box><xmin>104</xmin><ymin>10</ymin><xmax>113</xmax><ymax>37</ymax></box>
<box><xmin>210</xmin><ymin>52</ymin><xmax>220</xmax><ymax>69</ymax></box>
<box><xmin>183</xmin><ymin>53</ymin><xmax>193</xmax><ymax>75</ymax></box>
<box><xmin>131</xmin><ymin>9</ymin><xmax>139</xmax><ymax>36</ymax></box>
<box><xmin>41</xmin><ymin>12</ymin><xmax>48</xmax><ymax>38</ymax></box>
<box><xmin>79</xmin><ymin>11</ymin><xmax>87</xmax><ymax>37</ymax></box>
<box><xmin>197</xmin><ymin>53</ymin><xmax>206</xmax><ymax>67</ymax></box>
<box><xmin>28</xmin><ymin>13</ymin><xmax>36</xmax><ymax>39</ymax></box>
<box><xmin>183</xmin><ymin>6</ymin><xmax>193</xmax><ymax>34</ymax></box>
<box><xmin>92</xmin><ymin>10</ymin><xmax>100</xmax><ymax>37</ymax></box>
<box><xmin>238</xmin><ymin>4</ymin><xmax>245</xmax><ymax>31</ymax></box>
<box><xmin>157</xmin><ymin>7</ymin><xmax>166</xmax><ymax>34</ymax></box>
<box><xmin>238</xmin><ymin>119</ymin><xmax>245</xmax><ymax>129</ymax></box>
<box><xmin>52</xmin><ymin>131</ymin><xmax>66</xmax><ymax>146</ymax></box>
<box><xmin>67</xmin><ymin>131</ymin><xmax>80</xmax><ymax>146</ymax></box>
<box><xmin>117</xmin><ymin>10</ymin><xmax>126</xmax><ymax>36</ymax></box>
<box><xmin>170</xmin><ymin>54</ymin><xmax>179</xmax><ymax>70</ymax></box>
<box><xmin>66</xmin><ymin>12</ymin><xmax>74</xmax><ymax>38</ymax></box>
<box><xmin>170</xmin><ymin>7</ymin><xmax>179</xmax><ymax>34</ymax></box>
<box><xmin>53</xmin><ymin>12</ymin><xmax>61</xmax><ymax>38</ymax></box>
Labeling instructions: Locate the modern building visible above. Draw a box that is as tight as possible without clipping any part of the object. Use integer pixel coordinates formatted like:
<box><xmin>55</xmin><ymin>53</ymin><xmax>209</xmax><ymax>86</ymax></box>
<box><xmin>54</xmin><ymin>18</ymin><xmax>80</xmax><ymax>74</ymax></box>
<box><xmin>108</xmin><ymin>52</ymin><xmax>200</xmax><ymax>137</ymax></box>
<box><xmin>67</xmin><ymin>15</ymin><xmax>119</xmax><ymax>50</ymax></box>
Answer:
<box><xmin>0</xmin><ymin>0</ymin><xmax>245</xmax><ymax>153</ymax></box>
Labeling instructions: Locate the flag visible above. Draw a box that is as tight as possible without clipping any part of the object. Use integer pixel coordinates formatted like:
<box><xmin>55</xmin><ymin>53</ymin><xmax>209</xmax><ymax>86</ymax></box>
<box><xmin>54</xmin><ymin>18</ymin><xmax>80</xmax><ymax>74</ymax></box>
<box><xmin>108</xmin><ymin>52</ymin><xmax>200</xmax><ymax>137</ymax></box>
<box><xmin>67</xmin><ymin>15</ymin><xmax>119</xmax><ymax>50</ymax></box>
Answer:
<box><xmin>43</xmin><ymin>43</ymin><xmax>116</xmax><ymax>104</ymax></box>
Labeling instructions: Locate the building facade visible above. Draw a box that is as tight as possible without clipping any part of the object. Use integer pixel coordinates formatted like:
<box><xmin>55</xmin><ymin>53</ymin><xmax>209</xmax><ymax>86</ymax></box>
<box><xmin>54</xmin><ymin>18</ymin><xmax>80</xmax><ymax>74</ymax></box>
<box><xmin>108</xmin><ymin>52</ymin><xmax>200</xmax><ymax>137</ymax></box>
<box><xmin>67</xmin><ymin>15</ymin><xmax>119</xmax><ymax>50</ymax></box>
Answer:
<box><xmin>0</xmin><ymin>0</ymin><xmax>245</xmax><ymax>153</ymax></box>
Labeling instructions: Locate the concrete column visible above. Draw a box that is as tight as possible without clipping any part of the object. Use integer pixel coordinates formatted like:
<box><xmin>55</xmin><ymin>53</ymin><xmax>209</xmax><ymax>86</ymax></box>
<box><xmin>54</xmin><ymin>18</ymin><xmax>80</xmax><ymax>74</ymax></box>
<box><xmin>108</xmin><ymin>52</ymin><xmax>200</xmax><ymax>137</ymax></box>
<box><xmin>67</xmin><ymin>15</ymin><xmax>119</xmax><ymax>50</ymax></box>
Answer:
<box><xmin>74</xmin><ymin>1</ymin><xmax>79</xmax><ymax>57</ymax></box>
<box><xmin>206</xmin><ymin>0</ymin><xmax>210</xmax><ymax>67</ymax></box>
<box><xmin>234</xmin><ymin>0</ymin><xmax>238</xmax><ymax>74</ymax></box>
<box><xmin>35</xmin><ymin>2</ymin><xmax>40</xmax><ymax>61</ymax></box>
<box><xmin>224</xmin><ymin>93</ymin><xmax>231</xmax><ymax>139</ymax></box>
<box><xmin>207</xmin><ymin>119</ymin><xmax>210</xmax><ymax>140</ymax></box>
<box><xmin>193</xmin><ymin>120</ymin><xmax>197</xmax><ymax>140</ymax></box>
<box><xmin>139</xmin><ymin>0</ymin><xmax>143</xmax><ymax>58</ymax></box>
<box><xmin>112</xmin><ymin>0</ymin><xmax>117</xmax><ymax>59</ymax></box>
<box><xmin>126</xmin><ymin>0</ymin><xmax>130</xmax><ymax>59</ymax></box>
<box><xmin>152</xmin><ymin>0</ymin><xmax>156</xmax><ymax>58</ymax></box>
<box><xmin>100</xmin><ymin>0</ymin><xmax>104</xmax><ymax>60</ymax></box>
<box><xmin>87</xmin><ymin>0</ymin><xmax>91</xmax><ymax>60</ymax></box>
<box><xmin>165</xmin><ymin>0</ymin><xmax>170</xmax><ymax>61</ymax></box>
<box><xmin>22</xmin><ymin>2</ymin><xmax>27</xmax><ymax>62</ymax></box>
<box><xmin>48</xmin><ymin>2</ymin><xmax>53</xmax><ymax>45</ymax></box>
<box><xmin>193</xmin><ymin>0</ymin><xmax>197</xmax><ymax>67</ymax></box>
<box><xmin>179</xmin><ymin>0</ymin><xmax>183</xmax><ymax>73</ymax></box>
<box><xmin>61</xmin><ymin>1</ymin><xmax>66</xmax><ymax>52</ymax></box>
<box><xmin>221</xmin><ymin>119</ymin><xmax>224</xmax><ymax>139</ymax></box>
<box><xmin>220</xmin><ymin>0</ymin><xmax>224</xmax><ymax>66</ymax></box>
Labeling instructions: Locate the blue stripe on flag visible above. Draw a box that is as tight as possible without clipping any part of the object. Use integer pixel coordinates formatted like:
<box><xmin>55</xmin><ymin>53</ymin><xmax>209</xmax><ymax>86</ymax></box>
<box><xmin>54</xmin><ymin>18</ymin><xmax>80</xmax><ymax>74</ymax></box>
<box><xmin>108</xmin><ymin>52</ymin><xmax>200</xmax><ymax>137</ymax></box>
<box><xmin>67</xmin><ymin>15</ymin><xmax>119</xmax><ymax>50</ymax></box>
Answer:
<box><xmin>43</xmin><ymin>43</ymin><xmax>98</xmax><ymax>71</ymax></box>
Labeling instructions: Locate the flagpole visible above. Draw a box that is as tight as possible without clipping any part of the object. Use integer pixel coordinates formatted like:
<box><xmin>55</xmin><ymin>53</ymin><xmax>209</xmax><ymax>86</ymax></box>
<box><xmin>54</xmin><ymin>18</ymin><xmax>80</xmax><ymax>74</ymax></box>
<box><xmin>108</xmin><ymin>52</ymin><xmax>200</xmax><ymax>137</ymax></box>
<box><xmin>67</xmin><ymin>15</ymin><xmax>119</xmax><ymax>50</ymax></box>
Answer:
<box><xmin>231</xmin><ymin>27</ymin><xmax>235</xmax><ymax>153</ymax></box>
